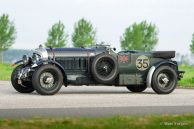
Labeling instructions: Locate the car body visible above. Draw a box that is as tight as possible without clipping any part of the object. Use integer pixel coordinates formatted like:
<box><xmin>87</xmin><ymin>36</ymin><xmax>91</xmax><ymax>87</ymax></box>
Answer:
<box><xmin>11</xmin><ymin>44</ymin><xmax>184</xmax><ymax>95</ymax></box>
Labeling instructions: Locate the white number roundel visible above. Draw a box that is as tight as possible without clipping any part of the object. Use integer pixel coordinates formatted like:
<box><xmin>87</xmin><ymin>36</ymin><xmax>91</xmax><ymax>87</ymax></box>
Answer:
<box><xmin>136</xmin><ymin>55</ymin><xmax>150</xmax><ymax>71</ymax></box>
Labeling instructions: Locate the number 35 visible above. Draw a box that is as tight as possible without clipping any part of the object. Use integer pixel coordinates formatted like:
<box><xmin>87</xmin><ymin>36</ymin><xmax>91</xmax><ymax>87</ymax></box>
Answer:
<box><xmin>137</xmin><ymin>59</ymin><xmax>149</xmax><ymax>69</ymax></box>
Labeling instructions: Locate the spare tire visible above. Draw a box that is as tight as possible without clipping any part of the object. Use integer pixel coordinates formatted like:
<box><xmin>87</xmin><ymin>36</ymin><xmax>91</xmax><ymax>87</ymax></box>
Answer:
<box><xmin>91</xmin><ymin>54</ymin><xmax>118</xmax><ymax>84</ymax></box>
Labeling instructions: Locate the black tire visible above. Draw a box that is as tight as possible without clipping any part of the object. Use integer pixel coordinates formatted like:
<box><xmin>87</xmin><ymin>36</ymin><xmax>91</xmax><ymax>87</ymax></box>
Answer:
<box><xmin>151</xmin><ymin>65</ymin><xmax>177</xmax><ymax>94</ymax></box>
<box><xmin>11</xmin><ymin>65</ymin><xmax>34</xmax><ymax>93</ymax></box>
<box><xmin>91</xmin><ymin>54</ymin><xmax>119</xmax><ymax>84</ymax></box>
<box><xmin>32</xmin><ymin>64</ymin><xmax>63</xmax><ymax>95</ymax></box>
<box><xmin>126</xmin><ymin>85</ymin><xmax>147</xmax><ymax>93</ymax></box>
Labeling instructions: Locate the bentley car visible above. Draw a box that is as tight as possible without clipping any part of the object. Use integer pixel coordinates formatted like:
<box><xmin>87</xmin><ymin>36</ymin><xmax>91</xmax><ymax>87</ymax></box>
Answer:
<box><xmin>11</xmin><ymin>44</ymin><xmax>184</xmax><ymax>95</ymax></box>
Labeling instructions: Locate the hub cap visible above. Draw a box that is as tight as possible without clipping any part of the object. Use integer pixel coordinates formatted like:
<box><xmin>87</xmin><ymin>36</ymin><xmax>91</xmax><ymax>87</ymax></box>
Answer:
<box><xmin>96</xmin><ymin>58</ymin><xmax>114</xmax><ymax>77</ymax></box>
<box><xmin>157</xmin><ymin>73</ymin><xmax>169</xmax><ymax>88</ymax></box>
<box><xmin>40</xmin><ymin>72</ymin><xmax>54</xmax><ymax>89</ymax></box>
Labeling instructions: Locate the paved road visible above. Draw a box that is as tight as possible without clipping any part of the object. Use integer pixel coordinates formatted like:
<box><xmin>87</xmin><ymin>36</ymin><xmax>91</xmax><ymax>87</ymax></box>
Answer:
<box><xmin>0</xmin><ymin>81</ymin><xmax>194</xmax><ymax>118</ymax></box>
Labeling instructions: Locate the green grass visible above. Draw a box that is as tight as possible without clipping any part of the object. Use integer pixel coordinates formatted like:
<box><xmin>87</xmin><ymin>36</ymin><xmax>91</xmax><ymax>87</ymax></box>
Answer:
<box><xmin>0</xmin><ymin>63</ymin><xmax>13</xmax><ymax>81</ymax></box>
<box><xmin>179</xmin><ymin>65</ymin><xmax>194</xmax><ymax>88</ymax></box>
<box><xmin>0</xmin><ymin>115</ymin><xmax>194</xmax><ymax>129</ymax></box>
<box><xmin>0</xmin><ymin>63</ymin><xmax>194</xmax><ymax>87</ymax></box>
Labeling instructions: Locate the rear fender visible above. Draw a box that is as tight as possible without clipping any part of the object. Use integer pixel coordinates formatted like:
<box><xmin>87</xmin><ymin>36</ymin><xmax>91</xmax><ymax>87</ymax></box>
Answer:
<box><xmin>146</xmin><ymin>61</ymin><xmax>177</xmax><ymax>87</ymax></box>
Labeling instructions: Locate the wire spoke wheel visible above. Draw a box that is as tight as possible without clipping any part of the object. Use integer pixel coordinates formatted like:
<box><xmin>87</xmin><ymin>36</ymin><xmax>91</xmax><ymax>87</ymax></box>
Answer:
<box><xmin>96</xmin><ymin>58</ymin><xmax>114</xmax><ymax>77</ymax></box>
<box><xmin>39</xmin><ymin>72</ymin><xmax>55</xmax><ymax>89</ymax></box>
<box><xmin>91</xmin><ymin>54</ymin><xmax>118</xmax><ymax>84</ymax></box>
<box><xmin>32</xmin><ymin>65</ymin><xmax>63</xmax><ymax>95</ymax></box>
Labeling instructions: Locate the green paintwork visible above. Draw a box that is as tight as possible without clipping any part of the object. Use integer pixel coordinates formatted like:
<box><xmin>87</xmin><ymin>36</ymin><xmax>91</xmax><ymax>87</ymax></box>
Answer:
<box><xmin>116</xmin><ymin>51</ymin><xmax>172</xmax><ymax>86</ymax></box>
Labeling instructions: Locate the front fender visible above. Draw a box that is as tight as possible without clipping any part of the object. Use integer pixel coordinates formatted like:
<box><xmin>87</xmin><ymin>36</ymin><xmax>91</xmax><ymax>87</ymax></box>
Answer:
<box><xmin>146</xmin><ymin>61</ymin><xmax>177</xmax><ymax>87</ymax></box>
<box><xmin>12</xmin><ymin>60</ymin><xmax>23</xmax><ymax>67</ymax></box>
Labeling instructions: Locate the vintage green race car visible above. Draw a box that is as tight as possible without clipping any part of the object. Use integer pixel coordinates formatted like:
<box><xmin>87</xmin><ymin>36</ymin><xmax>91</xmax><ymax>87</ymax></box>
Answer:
<box><xmin>11</xmin><ymin>44</ymin><xmax>184</xmax><ymax>95</ymax></box>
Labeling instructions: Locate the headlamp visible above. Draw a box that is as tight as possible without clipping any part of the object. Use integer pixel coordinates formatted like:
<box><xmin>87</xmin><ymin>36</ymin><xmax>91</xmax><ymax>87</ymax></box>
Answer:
<box><xmin>22</xmin><ymin>55</ymin><xmax>29</xmax><ymax>65</ymax></box>
<box><xmin>32</xmin><ymin>53</ymin><xmax>40</xmax><ymax>64</ymax></box>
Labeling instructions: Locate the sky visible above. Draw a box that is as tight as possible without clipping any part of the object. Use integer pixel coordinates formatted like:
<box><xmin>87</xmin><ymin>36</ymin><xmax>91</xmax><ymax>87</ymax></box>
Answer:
<box><xmin>0</xmin><ymin>0</ymin><xmax>194</xmax><ymax>54</ymax></box>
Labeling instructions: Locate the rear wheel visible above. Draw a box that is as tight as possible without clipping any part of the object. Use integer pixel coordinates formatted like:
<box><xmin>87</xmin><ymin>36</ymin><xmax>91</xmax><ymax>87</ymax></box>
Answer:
<box><xmin>151</xmin><ymin>65</ymin><xmax>177</xmax><ymax>94</ymax></box>
<box><xmin>32</xmin><ymin>64</ymin><xmax>63</xmax><ymax>95</ymax></box>
<box><xmin>126</xmin><ymin>85</ymin><xmax>147</xmax><ymax>93</ymax></box>
<box><xmin>11</xmin><ymin>65</ymin><xmax>34</xmax><ymax>93</ymax></box>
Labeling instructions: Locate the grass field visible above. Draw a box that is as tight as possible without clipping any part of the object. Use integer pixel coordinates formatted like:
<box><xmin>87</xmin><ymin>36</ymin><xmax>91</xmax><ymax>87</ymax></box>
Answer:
<box><xmin>0</xmin><ymin>63</ymin><xmax>13</xmax><ymax>81</ymax></box>
<box><xmin>178</xmin><ymin>65</ymin><xmax>194</xmax><ymax>88</ymax></box>
<box><xmin>0</xmin><ymin>115</ymin><xmax>194</xmax><ymax>129</ymax></box>
<box><xmin>0</xmin><ymin>63</ymin><xmax>194</xmax><ymax>87</ymax></box>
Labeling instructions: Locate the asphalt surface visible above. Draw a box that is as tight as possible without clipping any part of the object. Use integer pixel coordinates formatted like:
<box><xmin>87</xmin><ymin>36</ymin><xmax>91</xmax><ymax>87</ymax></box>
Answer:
<box><xmin>1</xmin><ymin>81</ymin><xmax>194</xmax><ymax>118</ymax></box>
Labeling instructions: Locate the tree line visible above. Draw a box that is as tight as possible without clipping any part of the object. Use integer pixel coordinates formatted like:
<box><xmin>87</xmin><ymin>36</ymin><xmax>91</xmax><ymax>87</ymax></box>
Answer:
<box><xmin>43</xmin><ymin>19</ymin><xmax>158</xmax><ymax>51</ymax></box>
<box><xmin>1</xmin><ymin>13</ymin><xmax>194</xmax><ymax>63</ymax></box>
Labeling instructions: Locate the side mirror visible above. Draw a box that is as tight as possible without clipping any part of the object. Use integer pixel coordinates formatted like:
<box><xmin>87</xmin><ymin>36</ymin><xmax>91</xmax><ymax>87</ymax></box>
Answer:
<box><xmin>113</xmin><ymin>48</ymin><xmax>116</xmax><ymax>51</ymax></box>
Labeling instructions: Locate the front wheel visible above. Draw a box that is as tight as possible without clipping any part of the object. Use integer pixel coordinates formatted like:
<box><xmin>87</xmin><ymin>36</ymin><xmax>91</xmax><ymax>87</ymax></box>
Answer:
<box><xmin>151</xmin><ymin>65</ymin><xmax>177</xmax><ymax>94</ymax></box>
<box><xmin>32</xmin><ymin>64</ymin><xmax>63</xmax><ymax>95</ymax></box>
<box><xmin>126</xmin><ymin>85</ymin><xmax>147</xmax><ymax>93</ymax></box>
<box><xmin>11</xmin><ymin>65</ymin><xmax>34</xmax><ymax>93</ymax></box>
